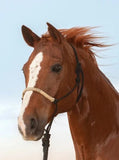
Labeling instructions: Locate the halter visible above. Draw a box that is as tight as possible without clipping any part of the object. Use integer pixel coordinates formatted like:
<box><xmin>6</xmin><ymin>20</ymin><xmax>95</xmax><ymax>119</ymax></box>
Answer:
<box><xmin>22</xmin><ymin>44</ymin><xmax>84</xmax><ymax>160</ymax></box>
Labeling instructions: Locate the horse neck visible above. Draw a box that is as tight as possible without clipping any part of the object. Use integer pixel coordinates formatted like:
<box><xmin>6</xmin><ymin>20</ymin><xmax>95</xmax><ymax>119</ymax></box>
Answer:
<box><xmin>67</xmin><ymin>53</ymin><xmax>119</xmax><ymax>158</ymax></box>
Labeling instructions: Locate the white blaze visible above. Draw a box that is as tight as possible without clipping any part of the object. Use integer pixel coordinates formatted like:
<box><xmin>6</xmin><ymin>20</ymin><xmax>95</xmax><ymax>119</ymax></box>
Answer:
<box><xmin>18</xmin><ymin>52</ymin><xmax>43</xmax><ymax>136</ymax></box>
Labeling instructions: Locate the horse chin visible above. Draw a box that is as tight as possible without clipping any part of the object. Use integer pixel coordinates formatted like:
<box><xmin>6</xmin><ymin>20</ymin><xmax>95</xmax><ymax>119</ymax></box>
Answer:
<box><xmin>34</xmin><ymin>131</ymin><xmax>44</xmax><ymax>141</ymax></box>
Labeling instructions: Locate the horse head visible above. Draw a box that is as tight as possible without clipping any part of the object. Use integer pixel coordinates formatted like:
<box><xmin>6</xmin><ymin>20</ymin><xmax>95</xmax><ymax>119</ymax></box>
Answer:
<box><xmin>18</xmin><ymin>23</ymin><xmax>77</xmax><ymax>141</ymax></box>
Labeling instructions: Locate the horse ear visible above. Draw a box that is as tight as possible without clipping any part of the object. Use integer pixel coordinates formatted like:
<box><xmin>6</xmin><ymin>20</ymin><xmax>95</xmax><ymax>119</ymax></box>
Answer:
<box><xmin>21</xmin><ymin>25</ymin><xmax>41</xmax><ymax>47</ymax></box>
<box><xmin>47</xmin><ymin>23</ymin><xmax>64</xmax><ymax>43</ymax></box>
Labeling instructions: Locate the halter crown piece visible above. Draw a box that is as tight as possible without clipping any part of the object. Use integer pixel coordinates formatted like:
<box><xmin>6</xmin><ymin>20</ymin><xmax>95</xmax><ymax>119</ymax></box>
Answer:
<box><xmin>22</xmin><ymin>44</ymin><xmax>84</xmax><ymax>160</ymax></box>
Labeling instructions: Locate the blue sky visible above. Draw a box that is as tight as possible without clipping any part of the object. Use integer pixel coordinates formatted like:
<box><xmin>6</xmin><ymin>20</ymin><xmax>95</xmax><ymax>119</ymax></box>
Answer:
<box><xmin>0</xmin><ymin>0</ymin><xmax>119</xmax><ymax>160</ymax></box>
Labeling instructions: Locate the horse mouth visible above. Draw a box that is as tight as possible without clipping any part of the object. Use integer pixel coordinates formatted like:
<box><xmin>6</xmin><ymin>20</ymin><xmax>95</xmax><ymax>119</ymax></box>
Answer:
<box><xmin>18</xmin><ymin>123</ymin><xmax>45</xmax><ymax>141</ymax></box>
<box><xmin>23</xmin><ymin>128</ymin><xmax>45</xmax><ymax>141</ymax></box>
<box><xmin>23</xmin><ymin>135</ymin><xmax>42</xmax><ymax>141</ymax></box>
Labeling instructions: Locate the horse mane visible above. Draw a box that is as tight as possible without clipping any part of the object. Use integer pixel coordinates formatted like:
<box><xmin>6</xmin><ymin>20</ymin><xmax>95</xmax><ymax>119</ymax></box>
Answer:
<box><xmin>60</xmin><ymin>27</ymin><xmax>106</xmax><ymax>48</ymax></box>
<box><xmin>42</xmin><ymin>27</ymin><xmax>108</xmax><ymax>65</ymax></box>
<box><xmin>43</xmin><ymin>26</ymin><xmax>107</xmax><ymax>48</ymax></box>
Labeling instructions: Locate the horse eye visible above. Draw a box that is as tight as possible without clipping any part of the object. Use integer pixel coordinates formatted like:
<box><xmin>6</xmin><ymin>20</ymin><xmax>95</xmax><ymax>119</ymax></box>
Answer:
<box><xmin>51</xmin><ymin>64</ymin><xmax>62</xmax><ymax>73</ymax></box>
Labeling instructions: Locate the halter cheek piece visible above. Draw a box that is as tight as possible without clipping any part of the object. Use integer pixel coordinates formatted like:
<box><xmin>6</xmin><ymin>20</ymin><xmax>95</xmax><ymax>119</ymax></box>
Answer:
<box><xmin>22</xmin><ymin>44</ymin><xmax>84</xmax><ymax>160</ymax></box>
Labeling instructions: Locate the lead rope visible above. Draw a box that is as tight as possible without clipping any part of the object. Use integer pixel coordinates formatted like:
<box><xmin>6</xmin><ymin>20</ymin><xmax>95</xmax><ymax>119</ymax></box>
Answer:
<box><xmin>41</xmin><ymin>45</ymin><xmax>84</xmax><ymax>160</ymax></box>
<box><xmin>42</xmin><ymin>100</ymin><xmax>58</xmax><ymax>160</ymax></box>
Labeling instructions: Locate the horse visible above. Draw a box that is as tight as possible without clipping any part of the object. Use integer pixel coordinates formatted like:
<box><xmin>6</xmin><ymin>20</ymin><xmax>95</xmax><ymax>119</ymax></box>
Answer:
<box><xmin>18</xmin><ymin>23</ymin><xmax>119</xmax><ymax>160</ymax></box>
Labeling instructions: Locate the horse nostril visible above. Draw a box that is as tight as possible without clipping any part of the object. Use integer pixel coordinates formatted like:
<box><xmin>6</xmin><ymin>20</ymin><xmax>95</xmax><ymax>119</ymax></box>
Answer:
<box><xmin>30</xmin><ymin>118</ymin><xmax>37</xmax><ymax>131</ymax></box>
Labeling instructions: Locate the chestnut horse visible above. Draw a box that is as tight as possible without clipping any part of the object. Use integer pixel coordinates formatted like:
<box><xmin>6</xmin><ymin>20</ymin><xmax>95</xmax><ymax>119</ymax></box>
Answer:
<box><xmin>18</xmin><ymin>23</ymin><xmax>119</xmax><ymax>160</ymax></box>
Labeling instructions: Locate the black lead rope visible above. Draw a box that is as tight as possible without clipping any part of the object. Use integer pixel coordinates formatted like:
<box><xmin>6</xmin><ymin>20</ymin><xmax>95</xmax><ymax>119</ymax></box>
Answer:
<box><xmin>42</xmin><ymin>44</ymin><xmax>84</xmax><ymax>160</ymax></box>
<box><xmin>42</xmin><ymin>101</ymin><xmax>58</xmax><ymax>160</ymax></box>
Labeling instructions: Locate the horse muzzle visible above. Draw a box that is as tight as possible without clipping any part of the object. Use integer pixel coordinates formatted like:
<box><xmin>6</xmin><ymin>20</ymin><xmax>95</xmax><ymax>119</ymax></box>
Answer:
<box><xmin>18</xmin><ymin>116</ymin><xmax>46</xmax><ymax>141</ymax></box>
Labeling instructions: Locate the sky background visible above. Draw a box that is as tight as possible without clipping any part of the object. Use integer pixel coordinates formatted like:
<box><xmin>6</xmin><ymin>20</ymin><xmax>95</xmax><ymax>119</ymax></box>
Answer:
<box><xmin>0</xmin><ymin>0</ymin><xmax>119</xmax><ymax>160</ymax></box>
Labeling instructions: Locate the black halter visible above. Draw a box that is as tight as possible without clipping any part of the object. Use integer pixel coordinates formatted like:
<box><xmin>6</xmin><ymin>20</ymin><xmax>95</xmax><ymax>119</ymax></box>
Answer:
<box><xmin>42</xmin><ymin>44</ymin><xmax>84</xmax><ymax>160</ymax></box>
